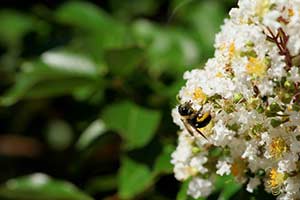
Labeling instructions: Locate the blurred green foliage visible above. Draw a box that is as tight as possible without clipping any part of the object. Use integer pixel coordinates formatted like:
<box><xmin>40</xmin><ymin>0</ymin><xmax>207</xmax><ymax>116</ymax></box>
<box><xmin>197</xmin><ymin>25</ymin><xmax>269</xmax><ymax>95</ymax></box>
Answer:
<box><xmin>0</xmin><ymin>0</ymin><xmax>274</xmax><ymax>199</ymax></box>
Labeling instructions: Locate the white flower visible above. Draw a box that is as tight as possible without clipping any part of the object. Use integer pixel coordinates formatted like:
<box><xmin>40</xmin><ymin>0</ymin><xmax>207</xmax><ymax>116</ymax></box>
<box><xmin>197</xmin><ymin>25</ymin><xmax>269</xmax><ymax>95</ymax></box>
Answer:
<box><xmin>173</xmin><ymin>163</ymin><xmax>195</xmax><ymax>181</ymax></box>
<box><xmin>242</xmin><ymin>142</ymin><xmax>258</xmax><ymax>161</ymax></box>
<box><xmin>216</xmin><ymin>160</ymin><xmax>231</xmax><ymax>176</ymax></box>
<box><xmin>278</xmin><ymin>158</ymin><xmax>297</xmax><ymax>173</ymax></box>
<box><xmin>187</xmin><ymin>177</ymin><xmax>213</xmax><ymax>198</ymax></box>
<box><xmin>263</xmin><ymin>10</ymin><xmax>281</xmax><ymax>30</ymax></box>
<box><xmin>171</xmin><ymin>0</ymin><xmax>300</xmax><ymax>198</ymax></box>
<box><xmin>171</xmin><ymin>133</ymin><xmax>194</xmax><ymax>181</ymax></box>
<box><xmin>171</xmin><ymin>133</ymin><xmax>192</xmax><ymax>164</ymax></box>
<box><xmin>171</xmin><ymin>108</ymin><xmax>185</xmax><ymax>130</ymax></box>
<box><xmin>284</xmin><ymin>176</ymin><xmax>300</xmax><ymax>195</ymax></box>
<box><xmin>246</xmin><ymin>177</ymin><xmax>261</xmax><ymax>193</ymax></box>
<box><xmin>211</xmin><ymin>120</ymin><xmax>235</xmax><ymax>146</ymax></box>
<box><xmin>288</xmin><ymin>67</ymin><xmax>300</xmax><ymax>82</ymax></box>
<box><xmin>190</xmin><ymin>153</ymin><xmax>208</xmax><ymax>174</ymax></box>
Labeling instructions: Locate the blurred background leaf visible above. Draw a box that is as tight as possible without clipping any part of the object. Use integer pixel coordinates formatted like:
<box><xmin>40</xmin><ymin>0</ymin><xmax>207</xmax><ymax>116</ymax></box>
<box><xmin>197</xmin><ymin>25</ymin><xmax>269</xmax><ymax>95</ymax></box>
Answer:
<box><xmin>102</xmin><ymin>101</ymin><xmax>161</xmax><ymax>150</ymax></box>
<box><xmin>0</xmin><ymin>173</ymin><xmax>93</xmax><ymax>200</ymax></box>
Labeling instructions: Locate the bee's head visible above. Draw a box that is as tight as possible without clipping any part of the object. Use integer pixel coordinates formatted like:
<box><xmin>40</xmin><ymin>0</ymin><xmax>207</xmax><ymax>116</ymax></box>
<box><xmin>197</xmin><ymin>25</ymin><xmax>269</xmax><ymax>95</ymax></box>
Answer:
<box><xmin>178</xmin><ymin>102</ymin><xmax>194</xmax><ymax>116</ymax></box>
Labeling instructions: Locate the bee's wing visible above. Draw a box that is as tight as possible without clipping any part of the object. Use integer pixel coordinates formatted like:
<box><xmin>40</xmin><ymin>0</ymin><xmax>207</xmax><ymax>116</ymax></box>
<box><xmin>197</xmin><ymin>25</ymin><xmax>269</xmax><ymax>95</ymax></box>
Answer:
<box><xmin>181</xmin><ymin>119</ymin><xmax>207</xmax><ymax>140</ymax></box>
<box><xmin>195</xmin><ymin>127</ymin><xmax>208</xmax><ymax>140</ymax></box>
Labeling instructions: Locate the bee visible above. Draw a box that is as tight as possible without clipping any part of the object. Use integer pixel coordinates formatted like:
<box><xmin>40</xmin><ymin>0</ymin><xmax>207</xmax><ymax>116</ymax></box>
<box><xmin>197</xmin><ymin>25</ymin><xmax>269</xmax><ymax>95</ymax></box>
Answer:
<box><xmin>178</xmin><ymin>102</ymin><xmax>212</xmax><ymax>139</ymax></box>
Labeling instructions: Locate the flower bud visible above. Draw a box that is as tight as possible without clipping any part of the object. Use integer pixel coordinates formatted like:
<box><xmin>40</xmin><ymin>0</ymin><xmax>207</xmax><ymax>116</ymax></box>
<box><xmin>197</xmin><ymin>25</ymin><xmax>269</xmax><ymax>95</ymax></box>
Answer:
<box><xmin>233</xmin><ymin>93</ymin><xmax>243</xmax><ymax>103</ymax></box>
<box><xmin>256</xmin><ymin>169</ymin><xmax>266</xmax><ymax>177</ymax></box>
<box><xmin>270</xmin><ymin>118</ymin><xmax>282</xmax><ymax>128</ymax></box>
<box><xmin>284</xmin><ymin>80</ymin><xmax>295</xmax><ymax>91</ymax></box>
<box><xmin>269</xmin><ymin>102</ymin><xmax>282</xmax><ymax>112</ymax></box>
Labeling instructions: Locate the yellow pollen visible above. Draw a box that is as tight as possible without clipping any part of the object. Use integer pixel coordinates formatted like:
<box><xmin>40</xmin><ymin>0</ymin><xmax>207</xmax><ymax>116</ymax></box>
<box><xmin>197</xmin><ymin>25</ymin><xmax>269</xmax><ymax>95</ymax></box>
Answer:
<box><xmin>216</xmin><ymin>72</ymin><xmax>224</xmax><ymax>78</ymax></box>
<box><xmin>193</xmin><ymin>88</ymin><xmax>207</xmax><ymax>104</ymax></box>
<box><xmin>188</xmin><ymin>167</ymin><xmax>198</xmax><ymax>176</ymax></box>
<box><xmin>288</xmin><ymin>8</ymin><xmax>294</xmax><ymax>17</ymax></box>
<box><xmin>246</xmin><ymin>57</ymin><xmax>268</xmax><ymax>78</ymax></box>
<box><xmin>269</xmin><ymin>137</ymin><xmax>288</xmax><ymax>159</ymax></box>
<box><xmin>231</xmin><ymin>158</ymin><xmax>246</xmax><ymax>178</ymax></box>
<box><xmin>256</xmin><ymin>0</ymin><xmax>270</xmax><ymax>17</ymax></box>
<box><xmin>229</xmin><ymin>43</ymin><xmax>235</xmax><ymax>59</ymax></box>
<box><xmin>267</xmin><ymin>168</ymin><xmax>285</xmax><ymax>189</ymax></box>
<box><xmin>231</xmin><ymin>162</ymin><xmax>239</xmax><ymax>177</ymax></box>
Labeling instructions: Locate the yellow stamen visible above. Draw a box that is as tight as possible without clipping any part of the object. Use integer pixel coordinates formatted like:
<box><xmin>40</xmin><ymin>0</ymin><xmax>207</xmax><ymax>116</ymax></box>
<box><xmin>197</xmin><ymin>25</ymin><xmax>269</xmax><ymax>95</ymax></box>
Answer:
<box><xmin>188</xmin><ymin>167</ymin><xmax>198</xmax><ymax>176</ymax></box>
<box><xmin>246</xmin><ymin>57</ymin><xmax>268</xmax><ymax>78</ymax></box>
<box><xmin>288</xmin><ymin>8</ymin><xmax>294</xmax><ymax>17</ymax></box>
<box><xmin>193</xmin><ymin>88</ymin><xmax>207</xmax><ymax>104</ymax></box>
<box><xmin>256</xmin><ymin>0</ymin><xmax>270</xmax><ymax>18</ymax></box>
<box><xmin>216</xmin><ymin>72</ymin><xmax>224</xmax><ymax>78</ymax></box>
<box><xmin>231</xmin><ymin>158</ymin><xmax>246</xmax><ymax>178</ymax></box>
<box><xmin>231</xmin><ymin>162</ymin><xmax>240</xmax><ymax>177</ymax></box>
<box><xmin>269</xmin><ymin>137</ymin><xmax>288</xmax><ymax>159</ymax></box>
<box><xmin>229</xmin><ymin>43</ymin><xmax>235</xmax><ymax>59</ymax></box>
<box><xmin>267</xmin><ymin>168</ymin><xmax>285</xmax><ymax>190</ymax></box>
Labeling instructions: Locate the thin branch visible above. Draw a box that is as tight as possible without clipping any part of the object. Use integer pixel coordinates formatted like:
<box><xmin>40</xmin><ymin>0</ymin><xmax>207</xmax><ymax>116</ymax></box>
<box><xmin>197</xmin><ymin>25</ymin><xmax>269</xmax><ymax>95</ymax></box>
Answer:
<box><xmin>265</xmin><ymin>27</ymin><xmax>293</xmax><ymax>71</ymax></box>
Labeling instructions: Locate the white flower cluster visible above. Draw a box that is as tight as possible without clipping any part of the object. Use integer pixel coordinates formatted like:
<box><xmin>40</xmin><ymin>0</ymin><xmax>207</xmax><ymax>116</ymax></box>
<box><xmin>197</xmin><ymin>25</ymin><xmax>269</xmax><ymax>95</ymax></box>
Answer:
<box><xmin>171</xmin><ymin>0</ymin><xmax>300</xmax><ymax>199</ymax></box>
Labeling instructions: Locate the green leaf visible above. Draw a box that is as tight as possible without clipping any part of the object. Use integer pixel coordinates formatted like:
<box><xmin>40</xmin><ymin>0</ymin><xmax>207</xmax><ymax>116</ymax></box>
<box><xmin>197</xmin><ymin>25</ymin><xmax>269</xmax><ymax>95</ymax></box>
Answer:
<box><xmin>76</xmin><ymin>119</ymin><xmax>107</xmax><ymax>150</ymax></box>
<box><xmin>85</xmin><ymin>175</ymin><xmax>117</xmax><ymax>195</ymax></box>
<box><xmin>109</xmin><ymin>0</ymin><xmax>160</xmax><ymax>19</ymax></box>
<box><xmin>55</xmin><ymin>1</ymin><xmax>112</xmax><ymax>32</ymax></box>
<box><xmin>132</xmin><ymin>20</ymin><xmax>199</xmax><ymax>76</ymax></box>
<box><xmin>55</xmin><ymin>1</ymin><xmax>129</xmax><ymax>49</ymax></box>
<box><xmin>0</xmin><ymin>10</ymin><xmax>34</xmax><ymax>46</ymax></box>
<box><xmin>176</xmin><ymin>181</ymin><xmax>189</xmax><ymax>200</ymax></box>
<box><xmin>215</xmin><ymin>175</ymin><xmax>241</xmax><ymax>200</ymax></box>
<box><xmin>0</xmin><ymin>51</ymin><xmax>101</xmax><ymax>106</ymax></box>
<box><xmin>118</xmin><ymin>157</ymin><xmax>153</xmax><ymax>199</ymax></box>
<box><xmin>177</xmin><ymin>1</ymin><xmax>226</xmax><ymax>58</ymax></box>
<box><xmin>104</xmin><ymin>47</ymin><xmax>144</xmax><ymax>76</ymax></box>
<box><xmin>102</xmin><ymin>101</ymin><xmax>161</xmax><ymax>150</ymax></box>
<box><xmin>0</xmin><ymin>173</ymin><xmax>93</xmax><ymax>200</ymax></box>
<box><xmin>153</xmin><ymin>145</ymin><xmax>175</xmax><ymax>175</ymax></box>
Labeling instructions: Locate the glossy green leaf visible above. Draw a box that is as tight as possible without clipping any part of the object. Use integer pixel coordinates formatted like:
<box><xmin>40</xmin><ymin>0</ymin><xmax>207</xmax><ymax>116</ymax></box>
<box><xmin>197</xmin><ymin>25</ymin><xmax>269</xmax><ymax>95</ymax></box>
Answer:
<box><xmin>153</xmin><ymin>145</ymin><xmax>175</xmax><ymax>175</ymax></box>
<box><xmin>85</xmin><ymin>175</ymin><xmax>117</xmax><ymax>195</ymax></box>
<box><xmin>179</xmin><ymin>1</ymin><xmax>226</xmax><ymax>58</ymax></box>
<box><xmin>104</xmin><ymin>47</ymin><xmax>144</xmax><ymax>76</ymax></box>
<box><xmin>102</xmin><ymin>101</ymin><xmax>161</xmax><ymax>149</ymax></box>
<box><xmin>215</xmin><ymin>175</ymin><xmax>241</xmax><ymax>200</ymax></box>
<box><xmin>132</xmin><ymin>20</ymin><xmax>199</xmax><ymax>76</ymax></box>
<box><xmin>176</xmin><ymin>181</ymin><xmax>189</xmax><ymax>200</ymax></box>
<box><xmin>118</xmin><ymin>157</ymin><xmax>153</xmax><ymax>199</ymax></box>
<box><xmin>0</xmin><ymin>51</ymin><xmax>100</xmax><ymax>106</ymax></box>
<box><xmin>109</xmin><ymin>0</ymin><xmax>160</xmax><ymax>19</ymax></box>
<box><xmin>0</xmin><ymin>10</ymin><xmax>34</xmax><ymax>46</ymax></box>
<box><xmin>55</xmin><ymin>1</ymin><xmax>113</xmax><ymax>31</ymax></box>
<box><xmin>76</xmin><ymin>119</ymin><xmax>107</xmax><ymax>150</ymax></box>
<box><xmin>0</xmin><ymin>173</ymin><xmax>93</xmax><ymax>200</ymax></box>
<box><xmin>55</xmin><ymin>1</ymin><xmax>129</xmax><ymax>49</ymax></box>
